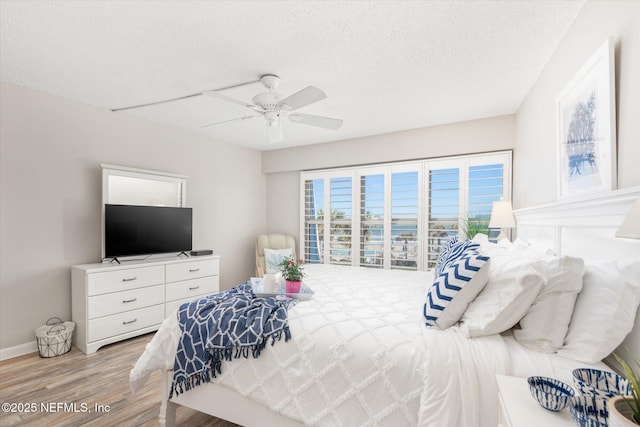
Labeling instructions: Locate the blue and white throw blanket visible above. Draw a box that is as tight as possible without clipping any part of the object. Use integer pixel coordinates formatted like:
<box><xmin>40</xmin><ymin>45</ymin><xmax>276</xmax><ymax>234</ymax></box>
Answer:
<box><xmin>170</xmin><ymin>282</ymin><xmax>297</xmax><ymax>398</ymax></box>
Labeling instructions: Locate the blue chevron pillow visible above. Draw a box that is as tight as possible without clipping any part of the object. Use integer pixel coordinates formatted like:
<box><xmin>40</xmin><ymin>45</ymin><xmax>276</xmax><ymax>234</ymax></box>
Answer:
<box><xmin>424</xmin><ymin>246</ymin><xmax>490</xmax><ymax>329</ymax></box>
<box><xmin>434</xmin><ymin>235</ymin><xmax>459</xmax><ymax>277</ymax></box>
<box><xmin>435</xmin><ymin>238</ymin><xmax>481</xmax><ymax>277</ymax></box>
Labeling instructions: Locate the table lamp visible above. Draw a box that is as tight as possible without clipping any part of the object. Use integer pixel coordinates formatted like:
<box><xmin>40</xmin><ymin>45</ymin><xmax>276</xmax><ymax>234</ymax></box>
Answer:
<box><xmin>489</xmin><ymin>200</ymin><xmax>516</xmax><ymax>241</ymax></box>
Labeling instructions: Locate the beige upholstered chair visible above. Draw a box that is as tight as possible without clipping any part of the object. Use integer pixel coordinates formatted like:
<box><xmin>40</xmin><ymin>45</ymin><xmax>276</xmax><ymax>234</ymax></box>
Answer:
<box><xmin>255</xmin><ymin>234</ymin><xmax>297</xmax><ymax>276</ymax></box>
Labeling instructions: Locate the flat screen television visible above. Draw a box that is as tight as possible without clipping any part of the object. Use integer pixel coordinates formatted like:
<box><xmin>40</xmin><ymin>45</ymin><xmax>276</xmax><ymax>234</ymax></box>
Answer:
<box><xmin>104</xmin><ymin>204</ymin><xmax>192</xmax><ymax>258</ymax></box>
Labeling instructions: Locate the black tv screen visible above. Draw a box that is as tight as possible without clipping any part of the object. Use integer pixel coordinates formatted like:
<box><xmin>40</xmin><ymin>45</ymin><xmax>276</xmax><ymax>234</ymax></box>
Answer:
<box><xmin>104</xmin><ymin>204</ymin><xmax>192</xmax><ymax>258</ymax></box>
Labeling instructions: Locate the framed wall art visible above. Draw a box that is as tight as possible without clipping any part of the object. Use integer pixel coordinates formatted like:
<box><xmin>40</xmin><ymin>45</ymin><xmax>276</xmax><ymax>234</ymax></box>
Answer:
<box><xmin>557</xmin><ymin>37</ymin><xmax>616</xmax><ymax>199</ymax></box>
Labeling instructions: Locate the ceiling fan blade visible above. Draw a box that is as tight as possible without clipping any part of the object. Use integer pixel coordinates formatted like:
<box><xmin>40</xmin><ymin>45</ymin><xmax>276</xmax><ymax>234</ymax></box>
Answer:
<box><xmin>112</xmin><ymin>92</ymin><xmax>202</xmax><ymax>111</ymax></box>
<box><xmin>201</xmin><ymin>115</ymin><xmax>260</xmax><ymax>128</ymax></box>
<box><xmin>112</xmin><ymin>79</ymin><xmax>260</xmax><ymax>112</ymax></box>
<box><xmin>279</xmin><ymin>86</ymin><xmax>327</xmax><ymax>110</ymax></box>
<box><xmin>202</xmin><ymin>90</ymin><xmax>257</xmax><ymax>109</ymax></box>
<box><xmin>268</xmin><ymin>124</ymin><xmax>284</xmax><ymax>143</ymax></box>
<box><xmin>289</xmin><ymin>113</ymin><xmax>343</xmax><ymax>130</ymax></box>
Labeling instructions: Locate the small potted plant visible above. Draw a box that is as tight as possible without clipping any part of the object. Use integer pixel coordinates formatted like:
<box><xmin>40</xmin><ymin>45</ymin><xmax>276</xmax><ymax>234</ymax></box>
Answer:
<box><xmin>610</xmin><ymin>352</ymin><xmax>640</xmax><ymax>426</ymax></box>
<box><xmin>279</xmin><ymin>256</ymin><xmax>305</xmax><ymax>294</ymax></box>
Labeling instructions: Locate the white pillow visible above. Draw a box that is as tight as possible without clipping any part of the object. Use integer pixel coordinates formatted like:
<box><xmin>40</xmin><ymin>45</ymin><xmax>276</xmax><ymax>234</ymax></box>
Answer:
<box><xmin>424</xmin><ymin>248</ymin><xmax>490</xmax><ymax>329</ymax></box>
<box><xmin>460</xmin><ymin>253</ymin><xmax>545</xmax><ymax>338</ymax></box>
<box><xmin>263</xmin><ymin>248</ymin><xmax>293</xmax><ymax>274</ymax></box>
<box><xmin>472</xmin><ymin>234</ymin><xmax>555</xmax><ymax>261</ymax></box>
<box><xmin>514</xmin><ymin>256</ymin><xmax>584</xmax><ymax>353</ymax></box>
<box><xmin>557</xmin><ymin>260</ymin><xmax>640</xmax><ymax>364</ymax></box>
<box><xmin>471</xmin><ymin>233</ymin><xmax>514</xmax><ymax>255</ymax></box>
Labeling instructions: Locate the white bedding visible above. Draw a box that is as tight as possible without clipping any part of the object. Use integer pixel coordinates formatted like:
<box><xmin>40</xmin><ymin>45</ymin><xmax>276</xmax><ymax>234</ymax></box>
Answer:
<box><xmin>131</xmin><ymin>264</ymin><xmax>514</xmax><ymax>426</ymax></box>
<box><xmin>502</xmin><ymin>331</ymin><xmax>611</xmax><ymax>385</ymax></box>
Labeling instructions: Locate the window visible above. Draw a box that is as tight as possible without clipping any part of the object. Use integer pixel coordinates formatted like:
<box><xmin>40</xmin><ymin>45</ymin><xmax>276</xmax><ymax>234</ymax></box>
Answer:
<box><xmin>303</xmin><ymin>178</ymin><xmax>324</xmax><ymax>263</ymax></box>
<box><xmin>426</xmin><ymin>164</ymin><xmax>459</xmax><ymax>268</ymax></box>
<box><xmin>390</xmin><ymin>169</ymin><xmax>419</xmax><ymax>270</ymax></box>
<box><xmin>425</xmin><ymin>153</ymin><xmax>509</xmax><ymax>268</ymax></box>
<box><xmin>359</xmin><ymin>172</ymin><xmax>384</xmax><ymax>268</ymax></box>
<box><xmin>302</xmin><ymin>171</ymin><xmax>355</xmax><ymax>265</ymax></box>
<box><xmin>329</xmin><ymin>177</ymin><xmax>353</xmax><ymax>265</ymax></box>
<box><xmin>300</xmin><ymin>151</ymin><xmax>511</xmax><ymax>271</ymax></box>
<box><xmin>355</xmin><ymin>166</ymin><xmax>419</xmax><ymax>270</ymax></box>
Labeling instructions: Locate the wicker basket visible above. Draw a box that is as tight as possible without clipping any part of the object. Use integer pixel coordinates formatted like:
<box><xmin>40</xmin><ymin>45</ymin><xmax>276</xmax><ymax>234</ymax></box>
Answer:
<box><xmin>35</xmin><ymin>317</ymin><xmax>74</xmax><ymax>358</ymax></box>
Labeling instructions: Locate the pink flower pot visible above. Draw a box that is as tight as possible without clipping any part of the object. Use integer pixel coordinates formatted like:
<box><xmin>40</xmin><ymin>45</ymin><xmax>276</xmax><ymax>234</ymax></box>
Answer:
<box><xmin>285</xmin><ymin>280</ymin><xmax>302</xmax><ymax>294</ymax></box>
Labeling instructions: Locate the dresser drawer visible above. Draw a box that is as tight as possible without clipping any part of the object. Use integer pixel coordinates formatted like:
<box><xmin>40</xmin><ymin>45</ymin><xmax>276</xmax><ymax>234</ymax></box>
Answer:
<box><xmin>87</xmin><ymin>266</ymin><xmax>164</xmax><ymax>296</ymax></box>
<box><xmin>88</xmin><ymin>284</ymin><xmax>164</xmax><ymax>319</ymax></box>
<box><xmin>165</xmin><ymin>295</ymin><xmax>196</xmax><ymax>317</ymax></box>
<box><xmin>166</xmin><ymin>258</ymin><xmax>219</xmax><ymax>283</ymax></box>
<box><xmin>166</xmin><ymin>276</ymin><xmax>219</xmax><ymax>302</ymax></box>
<box><xmin>166</xmin><ymin>293</ymin><xmax>212</xmax><ymax>317</ymax></box>
<box><xmin>88</xmin><ymin>304</ymin><xmax>164</xmax><ymax>342</ymax></box>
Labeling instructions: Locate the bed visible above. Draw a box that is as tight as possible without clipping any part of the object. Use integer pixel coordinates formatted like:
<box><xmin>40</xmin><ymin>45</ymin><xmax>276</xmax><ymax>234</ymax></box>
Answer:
<box><xmin>130</xmin><ymin>187</ymin><xmax>640</xmax><ymax>427</ymax></box>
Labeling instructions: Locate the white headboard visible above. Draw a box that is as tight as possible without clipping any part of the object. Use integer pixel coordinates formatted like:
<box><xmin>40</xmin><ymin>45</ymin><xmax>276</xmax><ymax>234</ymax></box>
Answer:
<box><xmin>514</xmin><ymin>186</ymin><xmax>640</xmax><ymax>366</ymax></box>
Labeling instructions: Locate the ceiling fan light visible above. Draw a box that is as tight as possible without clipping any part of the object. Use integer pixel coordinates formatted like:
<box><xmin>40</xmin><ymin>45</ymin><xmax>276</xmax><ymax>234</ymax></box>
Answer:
<box><xmin>268</xmin><ymin>125</ymin><xmax>283</xmax><ymax>143</ymax></box>
<box><xmin>264</xmin><ymin>111</ymin><xmax>279</xmax><ymax>126</ymax></box>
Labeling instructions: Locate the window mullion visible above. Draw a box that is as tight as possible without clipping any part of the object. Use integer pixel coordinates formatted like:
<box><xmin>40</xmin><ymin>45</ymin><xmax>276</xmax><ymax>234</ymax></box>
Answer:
<box><xmin>416</xmin><ymin>163</ymin><xmax>424</xmax><ymax>270</ymax></box>
<box><xmin>423</xmin><ymin>161</ymin><xmax>432</xmax><ymax>270</ymax></box>
<box><xmin>323</xmin><ymin>177</ymin><xmax>331</xmax><ymax>264</ymax></box>
<box><xmin>351</xmin><ymin>173</ymin><xmax>358</xmax><ymax>267</ymax></box>
<box><xmin>383</xmin><ymin>168</ymin><xmax>392</xmax><ymax>269</ymax></box>
<box><xmin>459</xmin><ymin>158</ymin><xmax>470</xmax><ymax>238</ymax></box>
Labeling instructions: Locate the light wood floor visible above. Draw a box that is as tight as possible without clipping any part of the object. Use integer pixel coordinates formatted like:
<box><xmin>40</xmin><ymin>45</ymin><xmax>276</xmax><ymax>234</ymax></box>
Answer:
<box><xmin>0</xmin><ymin>333</ymin><xmax>241</xmax><ymax>426</ymax></box>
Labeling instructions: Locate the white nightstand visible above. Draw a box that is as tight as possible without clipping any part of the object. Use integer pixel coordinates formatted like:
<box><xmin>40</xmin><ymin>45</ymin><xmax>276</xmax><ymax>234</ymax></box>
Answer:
<box><xmin>496</xmin><ymin>375</ymin><xmax>574</xmax><ymax>427</ymax></box>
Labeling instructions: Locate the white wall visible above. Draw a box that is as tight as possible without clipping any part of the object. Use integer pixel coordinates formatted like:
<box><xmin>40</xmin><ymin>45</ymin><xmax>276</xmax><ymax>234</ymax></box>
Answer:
<box><xmin>514</xmin><ymin>0</ymin><xmax>640</xmax><ymax>208</ymax></box>
<box><xmin>263</xmin><ymin>115</ymin><xmax>516</xmax><ymax>251</ymax></box>
<box><xmin>0</xmin><ymin>82</ymin><xmax>266</xmax><ymax>352</ymax></box>
<box><xmin>263</xmin><ymin>114</ymin><xmax>515</xmax><ymax>173</ymax></box>
<box><xmin>265</xmin><ymin>171</ymin><xmax>300</xmax><ymax>241</ymax></box>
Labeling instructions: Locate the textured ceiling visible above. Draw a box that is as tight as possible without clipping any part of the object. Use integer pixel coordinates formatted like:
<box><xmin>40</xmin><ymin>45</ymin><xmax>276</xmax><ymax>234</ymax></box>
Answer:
<box><xmin>0</xmin><ymin>1</ymin><xmax>584</xmax><ymax>151</ymax></box>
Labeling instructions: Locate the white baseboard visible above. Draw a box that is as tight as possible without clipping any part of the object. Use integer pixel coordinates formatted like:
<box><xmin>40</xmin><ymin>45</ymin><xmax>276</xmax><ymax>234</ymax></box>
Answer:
<box><xmin>0</xmin><ymin>340</ymin><xmax>38</xmax><ymax>361</ymax></box>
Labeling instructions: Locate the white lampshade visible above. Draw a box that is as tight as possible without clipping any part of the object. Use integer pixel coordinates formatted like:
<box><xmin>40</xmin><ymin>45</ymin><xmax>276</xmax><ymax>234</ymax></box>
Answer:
<box><xmin>489</xmin><ymin>200</ymin><xmax>516</xmax><ymax>228</ymax></box>
<box><xmin>616</xmin><ymin>197</ymin><xmax>640</xmax><ymax>239</ymax></box>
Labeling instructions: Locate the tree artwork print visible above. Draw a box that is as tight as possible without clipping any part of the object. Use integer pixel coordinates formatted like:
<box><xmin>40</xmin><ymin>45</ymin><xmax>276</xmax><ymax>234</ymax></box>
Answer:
<box><xmin>557</xmin><ymin>38</ymin><xmax>615</xmax><ymax>198</ymax></box>
<box><xmin>564</xmin><ymin>91</ymin><xmax>599</xmax><ymax>189</ymax></box>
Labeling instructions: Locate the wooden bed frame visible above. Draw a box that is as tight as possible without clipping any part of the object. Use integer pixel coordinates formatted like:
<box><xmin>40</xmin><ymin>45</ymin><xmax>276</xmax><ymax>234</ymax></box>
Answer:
<box><xmin>159</xmin><ymin>186</ymin><xmax>640</xmax><ymax>427</ymax></box>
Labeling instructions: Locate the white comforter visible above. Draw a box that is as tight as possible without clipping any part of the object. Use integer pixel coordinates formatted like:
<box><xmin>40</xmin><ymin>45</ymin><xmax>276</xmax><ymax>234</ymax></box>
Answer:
<box><xmin>130</xmin><ymin>264</ymin><xmax>511</xmax><ymax>426</ymax></box>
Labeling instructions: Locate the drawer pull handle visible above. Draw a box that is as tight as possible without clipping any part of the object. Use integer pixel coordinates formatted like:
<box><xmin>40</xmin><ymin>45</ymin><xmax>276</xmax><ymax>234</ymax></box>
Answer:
<box><xmin>189</xmin><ymin>286</ymin><xmax>200</xmax><ymax>291</ymax></box>
<box><xmin>122</xmin><ymin>277</ymin><xmax>137</xmax><ymax>282</ymax></box>
<box><xmin>122</xmin><ymin>319</ymin><xmax>137</xmax><ymax>325</ymax></box>
<box><xmin>189</xmin><ymin>268</ymin><xmax>200</xmax><ymax>273</ymax></box>
<box><xmin>122</xmin><ymin>298</ymin><xmax>137</xmax><ymax>303</ymax></box>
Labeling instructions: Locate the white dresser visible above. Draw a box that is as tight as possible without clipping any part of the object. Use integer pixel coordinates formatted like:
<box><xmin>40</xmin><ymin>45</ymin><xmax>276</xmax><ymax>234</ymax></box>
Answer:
<box><xmin>71</xmin><ymin>255</ymin><xmax>220</xmax><ymax>354</ymax></box>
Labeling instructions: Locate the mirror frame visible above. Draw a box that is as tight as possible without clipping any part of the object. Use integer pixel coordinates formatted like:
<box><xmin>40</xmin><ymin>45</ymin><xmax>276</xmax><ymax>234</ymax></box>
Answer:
<box><xmin>100</xmin><ymin>163</ymin><xmax>188</xmax><ymax>260</ymax></box>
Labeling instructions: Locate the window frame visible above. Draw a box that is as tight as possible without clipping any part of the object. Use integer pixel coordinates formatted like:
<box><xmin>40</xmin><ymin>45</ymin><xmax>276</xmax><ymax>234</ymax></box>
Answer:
<box><xmin>299</xmin><ymin>151</ymin><xmax>512</xmax><ymax>271</ymax></box>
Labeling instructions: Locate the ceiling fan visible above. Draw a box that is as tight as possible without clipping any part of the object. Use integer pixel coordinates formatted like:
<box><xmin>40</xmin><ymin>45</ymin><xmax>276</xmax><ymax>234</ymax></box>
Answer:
<box><xmin>112</xmin><ymin>74</ymin><xmax>343</xmax><ymax>143</ymax></box>
<box><xmin>201</xmin><ymin>74</ymin><xmax>343</xmax><ymax>143</ymax></box>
